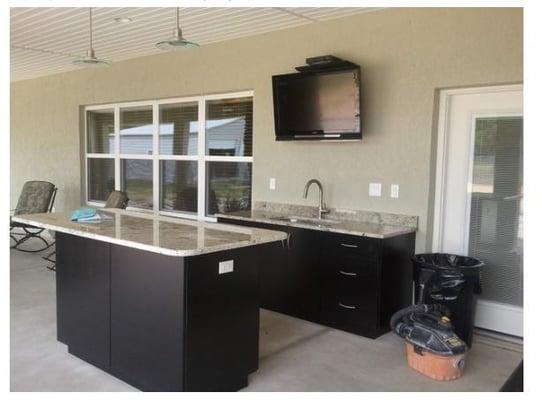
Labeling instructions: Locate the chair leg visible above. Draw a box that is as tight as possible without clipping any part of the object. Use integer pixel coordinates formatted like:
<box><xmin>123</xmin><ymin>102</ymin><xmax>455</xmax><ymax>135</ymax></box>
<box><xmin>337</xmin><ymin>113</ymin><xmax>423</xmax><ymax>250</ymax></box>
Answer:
<box><xmin>12</xmin><ymin>228</ymin><xmax>55</xmax><ymax>253</ymax></box>
<box><xmin>43</xmin><ymin>250</ymin><xmax>56</xmax><ymax>271</ymax></box>
<box><xmin>10</xmin><ymin>234</ymin><xmax>20</xmax><ymax>248</ymax></box>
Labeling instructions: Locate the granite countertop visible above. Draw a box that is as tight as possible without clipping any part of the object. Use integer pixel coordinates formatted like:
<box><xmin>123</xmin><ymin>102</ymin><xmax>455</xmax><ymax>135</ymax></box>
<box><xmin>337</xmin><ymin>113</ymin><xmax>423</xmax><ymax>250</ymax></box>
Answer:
<box><xmin>12</xmin><ymin>209</ymin><xmax>287</xmax><ymax>257</ymax></box>
<box><xmin>216</xmin><ymin>209</ymin><xmax>416</xmax><ymax>239</ymax></box>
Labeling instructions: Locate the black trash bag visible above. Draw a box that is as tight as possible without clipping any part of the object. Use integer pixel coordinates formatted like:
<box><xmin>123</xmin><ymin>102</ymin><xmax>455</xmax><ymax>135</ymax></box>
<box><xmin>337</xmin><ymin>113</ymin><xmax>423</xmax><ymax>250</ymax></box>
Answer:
<box><xmin>412</xmin><ymin>253</ymin><xmax>483</xmax><ymax>348</ymax></box>
<box><xmin>413</xmin><ymin>253</ymin><xmax>483</xmax><ymax>303</ymax></box>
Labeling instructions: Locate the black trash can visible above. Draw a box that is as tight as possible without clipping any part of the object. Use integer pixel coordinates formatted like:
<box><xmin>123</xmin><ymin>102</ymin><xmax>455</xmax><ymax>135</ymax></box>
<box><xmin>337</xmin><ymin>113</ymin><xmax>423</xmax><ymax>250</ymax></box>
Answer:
<box><xmin>412</xmin><ymin>253</ymin><xmax>483</xmax><ymax>348</ymax></box>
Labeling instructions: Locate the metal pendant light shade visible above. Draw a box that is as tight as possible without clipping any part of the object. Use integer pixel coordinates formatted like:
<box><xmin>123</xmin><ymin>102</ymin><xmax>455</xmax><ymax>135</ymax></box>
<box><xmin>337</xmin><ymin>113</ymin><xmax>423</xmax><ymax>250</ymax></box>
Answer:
<box><xmin>73</xmin><ymin>8</ymin><xmax>110</xmax><ymax>67</ymax></box>
<box><xmin>156</xmin><ymin>7</ymin><xmax>199</xmax><ymax>50</ymax></box>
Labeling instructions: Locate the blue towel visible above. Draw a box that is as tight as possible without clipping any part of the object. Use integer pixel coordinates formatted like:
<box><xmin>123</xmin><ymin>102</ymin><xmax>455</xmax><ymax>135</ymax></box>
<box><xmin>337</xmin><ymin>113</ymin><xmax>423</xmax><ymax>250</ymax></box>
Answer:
<box><xmin>70</xmin><ymin>207</ymin><xmax>97</xmax><ymax>221</ymax></box>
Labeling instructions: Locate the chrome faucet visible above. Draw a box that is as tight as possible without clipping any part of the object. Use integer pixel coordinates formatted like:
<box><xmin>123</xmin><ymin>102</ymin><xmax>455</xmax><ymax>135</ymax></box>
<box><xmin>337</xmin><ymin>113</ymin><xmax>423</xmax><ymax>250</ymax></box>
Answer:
<box><xmin>302</xmin><ymin>179</ymin><xmax>329</xmax><ymax>220</ymax></box>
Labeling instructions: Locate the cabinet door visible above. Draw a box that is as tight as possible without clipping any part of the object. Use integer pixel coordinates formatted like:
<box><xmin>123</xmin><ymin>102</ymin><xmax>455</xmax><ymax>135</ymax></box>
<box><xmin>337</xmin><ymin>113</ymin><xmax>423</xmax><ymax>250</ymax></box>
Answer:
<box><xmin>217</xmin><ymin>218</ymin><xmax>289</xmax><ymax>313</ymax></box>
<box><xmin>110</xmin><ymin>245</ymin><xmax>185</xmax><ymax>391</ymax></box>
<box><xmin>260</xmin><ymin>238</ymin><xmax>290</xmax><ymax>312</ymax></box>
<box><xmin>55</xmin><ymin>233</ymin><xmax>110</xmax><ymax>368</ymax></box>
<box><xmin>183</xmin><ymin>246</ymin><xmax>260</xmax><ymax>391</ymax></box>
<box><xmin>286</xmin><ymin>227</ymin><xmax>321</xmax><ymax>322</ymax></box>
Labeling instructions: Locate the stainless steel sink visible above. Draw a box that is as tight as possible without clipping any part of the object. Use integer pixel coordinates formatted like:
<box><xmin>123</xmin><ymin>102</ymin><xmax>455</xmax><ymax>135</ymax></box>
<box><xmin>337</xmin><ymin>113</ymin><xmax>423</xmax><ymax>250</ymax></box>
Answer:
<box><xmin>269</xmin><ymin>216</ymin><xmax>340</xmax><ymax>226</ymax></box>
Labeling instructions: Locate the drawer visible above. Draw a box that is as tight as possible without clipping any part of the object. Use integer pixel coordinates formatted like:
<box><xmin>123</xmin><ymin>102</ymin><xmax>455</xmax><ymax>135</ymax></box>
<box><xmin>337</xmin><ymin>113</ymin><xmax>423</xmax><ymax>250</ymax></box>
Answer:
<box><xmin>321</xmin><ymin>283</ymin><xmax>378</xmax><ymax>336</ymax></box>
<box><xmin>323</xmin><ymin>232</ymin><xmax>381</xmax><ymax>259</ymax></box>
<box><xmin>321</xmin><ymin>253</ymin><xmax>378</xmax><ymax>279</ymax></box>
<box><xmin>322</xmin><ymin>267</ymin><xmax>377</xmax><ymax>301</ymax></box>
<box><xmin>321</xmin><ymin>263</ymin><xmax>378</xmax><ymax>336</ymax></box>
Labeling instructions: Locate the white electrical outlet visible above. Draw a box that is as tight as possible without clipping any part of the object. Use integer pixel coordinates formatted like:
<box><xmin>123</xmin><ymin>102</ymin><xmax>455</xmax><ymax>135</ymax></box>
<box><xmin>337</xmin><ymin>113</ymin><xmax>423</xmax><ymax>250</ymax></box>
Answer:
<box><xmin>269</xmin><ymin>178</ymin><xmax>276</xmax><ymax>190</ymax></box>
<box><xmin>391</xmin><ymin>184</ymin><xmax>400</xmax><ymax>198</ymax></box>
<box><xmin>219</xmin><ymin>260</ymin><xmax>234</xmax><ymax>274</ymax></box>
<box><xmin>369</xmin><ymin>183</ymin><xmax>382</xmax><ymax>197</ymax></box>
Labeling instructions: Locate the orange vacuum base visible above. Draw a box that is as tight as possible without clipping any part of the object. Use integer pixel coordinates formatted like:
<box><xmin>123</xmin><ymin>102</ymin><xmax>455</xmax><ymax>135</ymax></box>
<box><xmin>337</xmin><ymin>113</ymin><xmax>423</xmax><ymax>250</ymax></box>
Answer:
<box><xmin>405</xmin><ymin>343</ymin><xmax>467</xmax><ymax>381</ymax></box>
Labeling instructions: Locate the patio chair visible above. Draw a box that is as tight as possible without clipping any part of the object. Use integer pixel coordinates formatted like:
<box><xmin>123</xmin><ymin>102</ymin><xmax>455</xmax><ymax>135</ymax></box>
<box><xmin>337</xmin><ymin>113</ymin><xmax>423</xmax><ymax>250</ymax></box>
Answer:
<box><xmin>10</xmin><ymin>181</ymin><xmax>57</xmax><ymax>253</ymax></box>
<box><xmin>43</xmin><ymin>190</ymin><xmax>129</xmax><ymax>271</ymax></box>
<box><xmin>104</xmin><ymin>190</ymin><xmax>130</xmax><ymax>209</ymax></box>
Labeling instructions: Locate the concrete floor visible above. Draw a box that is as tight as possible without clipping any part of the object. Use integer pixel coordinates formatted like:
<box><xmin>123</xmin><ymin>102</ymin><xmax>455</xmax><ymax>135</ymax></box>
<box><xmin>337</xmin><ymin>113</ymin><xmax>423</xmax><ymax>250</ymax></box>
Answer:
<box><xmin>10</xmin><ymin>245</ymin><xmax>523</xmax><ymax>392</ymax></box>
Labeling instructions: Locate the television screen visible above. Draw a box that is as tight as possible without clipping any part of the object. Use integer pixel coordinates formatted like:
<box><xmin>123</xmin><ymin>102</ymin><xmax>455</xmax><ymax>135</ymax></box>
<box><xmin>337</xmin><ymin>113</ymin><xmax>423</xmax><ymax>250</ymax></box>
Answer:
<box><xmin>272</xmin><ymin>68</ymin><xmax>361</xmax><ymax>140</ymax></box>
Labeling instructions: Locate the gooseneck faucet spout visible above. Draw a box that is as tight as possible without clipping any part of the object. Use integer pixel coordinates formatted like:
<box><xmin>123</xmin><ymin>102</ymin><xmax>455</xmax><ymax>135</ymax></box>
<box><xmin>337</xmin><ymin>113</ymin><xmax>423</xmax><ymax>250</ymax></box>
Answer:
<box><xmin>303</xmin><ymin>179</ymin><xmax>329</xmax><ymax>220</ymax></box>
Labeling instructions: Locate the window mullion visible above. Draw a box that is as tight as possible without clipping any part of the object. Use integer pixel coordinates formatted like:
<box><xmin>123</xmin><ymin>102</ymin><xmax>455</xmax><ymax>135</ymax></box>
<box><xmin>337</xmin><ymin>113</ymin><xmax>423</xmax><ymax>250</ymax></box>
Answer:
<box><xmin>153</xmin><ymin>103</ymin><xmax>159</xmax><ymax>213</ymax></box>
<box><xmin>84</xmin><ymin>112</ymin><xmax>89</xmax><ymax>203</ymax></box>
<box><xmin>197</xmin><ymin>98</ymin><xmax>206</xmax><ymax>220</ymax></box>
<box><xmin>114</xmin><ymin>106</ymin><xmax>120</xmax><ymax>191</ymax></box>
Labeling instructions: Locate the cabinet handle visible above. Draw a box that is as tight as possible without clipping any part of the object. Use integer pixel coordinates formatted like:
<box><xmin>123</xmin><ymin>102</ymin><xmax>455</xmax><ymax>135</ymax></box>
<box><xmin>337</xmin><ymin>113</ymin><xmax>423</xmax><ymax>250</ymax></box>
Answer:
<box><xmin>340</xmin><ymin>243</ymin><xmax>358</xmax><ymax>248</ymax></box>
<box><xmin>339</xmin><ymin>302</ymin><xmax>357</xmax><ymax>310</ymax></box>
<box><xmin>339</xmin><ymin>270</ymin><xmax>357</xmax><ymax>277</ymax></box>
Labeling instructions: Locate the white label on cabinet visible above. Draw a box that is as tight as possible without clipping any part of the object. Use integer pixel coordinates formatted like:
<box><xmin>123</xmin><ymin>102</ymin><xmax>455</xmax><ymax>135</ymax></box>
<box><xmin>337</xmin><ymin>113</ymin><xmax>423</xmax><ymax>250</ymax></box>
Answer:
<box><xmin>369</xmin><ymin>183</ymin><xmax>382</xmax><ymax>197</ymax></box>
<box><xmin>269</xmin><ymin>178</ymin><xmax>276</xmax><ymax>190</ymax></box>
<box><xmin>391</xmin><ymin>184</ymin><xmax>400</xmax><ymax>198</ymax></box>
<box><xmin>219</xmin><ymin>260</ymin><xmax>234</xmax><ymax>274</ymax></box>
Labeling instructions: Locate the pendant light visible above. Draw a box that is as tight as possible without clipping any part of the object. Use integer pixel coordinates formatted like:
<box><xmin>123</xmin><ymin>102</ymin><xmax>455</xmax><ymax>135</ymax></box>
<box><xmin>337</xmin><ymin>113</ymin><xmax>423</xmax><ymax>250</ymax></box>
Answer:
<box><xmin>73</xmin><ymin>8</ymin><xmax>110</xmax><ymax>67</ymax></box>
<box><xmin>156</xmin><ymin>7</ymin><xmax>199</xmax><ymax>50</ymax></box>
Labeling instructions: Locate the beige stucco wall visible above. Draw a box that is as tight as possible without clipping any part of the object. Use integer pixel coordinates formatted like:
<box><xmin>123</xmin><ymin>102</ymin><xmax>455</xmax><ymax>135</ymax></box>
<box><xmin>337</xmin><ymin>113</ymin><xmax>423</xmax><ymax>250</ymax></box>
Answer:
<box><xmin>10</xmin><ymin>8</ymin><xmax>523</xmax><ymax>252</ymax></box>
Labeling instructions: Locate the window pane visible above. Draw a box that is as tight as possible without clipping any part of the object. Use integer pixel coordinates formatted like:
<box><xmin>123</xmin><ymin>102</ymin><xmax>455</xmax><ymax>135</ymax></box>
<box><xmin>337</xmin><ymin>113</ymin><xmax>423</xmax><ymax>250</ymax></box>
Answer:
<box><xmin>206</xmin><ymin>162</ymin><xmax>252</xmax><ymax>215</ymax></box>
<box><xmin>206</xmin><ymin>97</ymin><xmax>253</xmax><ymax>156</ymax></box>
<box><xmin>121</xmin><ymin>159</ymin><xmax>153</xmax><ymax>209</ymax></box>
<box><xmin>159</xmin><ymin>103</ymin><xmax>198</xmax><ymax>155</ymax></box>
<box><xmin>120</xmin><ymin>106</ymin><xmax>153</xmax><ymax>155</ymax></box>
<box><xmin>87</xmin><ymin>109</ymin><xmax>114</xmax><ymax>154</ymax></box>
<box><xmin>87</xmin><ymin>158</ymin><xmax>115</xmax><ymax>202</ymax></box>
<box><xmin>160</xmin><ymin>160</ymin><xmax>198</xmax><ymax>214</ymax></box>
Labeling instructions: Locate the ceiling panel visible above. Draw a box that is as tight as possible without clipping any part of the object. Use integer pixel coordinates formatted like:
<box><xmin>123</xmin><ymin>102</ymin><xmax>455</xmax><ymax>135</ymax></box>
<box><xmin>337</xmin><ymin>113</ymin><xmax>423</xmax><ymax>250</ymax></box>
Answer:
<box><xmin>10</xmin><ymin>7</ymin><xmax>381</xmax><ymax>82</ymax></box>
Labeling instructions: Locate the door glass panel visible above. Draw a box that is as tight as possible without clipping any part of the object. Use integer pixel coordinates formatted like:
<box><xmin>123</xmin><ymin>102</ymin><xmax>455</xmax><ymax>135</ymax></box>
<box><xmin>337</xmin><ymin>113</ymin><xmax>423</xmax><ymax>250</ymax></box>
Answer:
<box><xmin>468</xmin><ymin>117</ymin><xmax>523</xmax><ymax>306</ymax></box>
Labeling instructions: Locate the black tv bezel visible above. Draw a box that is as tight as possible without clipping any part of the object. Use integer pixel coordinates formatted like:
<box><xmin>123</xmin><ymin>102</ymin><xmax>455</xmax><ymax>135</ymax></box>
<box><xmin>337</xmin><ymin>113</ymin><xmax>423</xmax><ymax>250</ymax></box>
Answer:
<box><xmin>272</xmin><ymin>65</ymin><xmax>362</xmax><ymax>141</ymax></box>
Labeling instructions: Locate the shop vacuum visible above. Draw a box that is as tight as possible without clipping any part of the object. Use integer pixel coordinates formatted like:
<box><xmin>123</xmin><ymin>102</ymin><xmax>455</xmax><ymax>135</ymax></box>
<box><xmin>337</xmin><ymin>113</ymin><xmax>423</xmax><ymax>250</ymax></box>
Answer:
<box><xmin>390</xmin><ymin>304</ymin><xmax>468</xmax><ymax>381</ymax></box>
<box><xmin>390</xmin><ymin>253</ymin><xmax>483</xmax><ymax>380</ymax></box>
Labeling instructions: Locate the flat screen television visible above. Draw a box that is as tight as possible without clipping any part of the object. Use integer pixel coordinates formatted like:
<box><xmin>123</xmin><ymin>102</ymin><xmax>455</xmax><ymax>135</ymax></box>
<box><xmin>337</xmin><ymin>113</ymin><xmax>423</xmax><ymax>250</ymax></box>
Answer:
<box><xmin>272</xmin><ymin>67</ymin><xmax>361</xmax><ymax>141</ymax></box>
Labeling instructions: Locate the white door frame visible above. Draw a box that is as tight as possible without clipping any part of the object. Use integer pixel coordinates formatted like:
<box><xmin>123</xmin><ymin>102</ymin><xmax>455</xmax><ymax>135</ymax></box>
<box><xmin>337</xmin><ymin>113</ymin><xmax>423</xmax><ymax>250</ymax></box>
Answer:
<box><xmin>432</xmin><ymin>84</ymin><xmax>523</xmax><ymax>337</ymax></box>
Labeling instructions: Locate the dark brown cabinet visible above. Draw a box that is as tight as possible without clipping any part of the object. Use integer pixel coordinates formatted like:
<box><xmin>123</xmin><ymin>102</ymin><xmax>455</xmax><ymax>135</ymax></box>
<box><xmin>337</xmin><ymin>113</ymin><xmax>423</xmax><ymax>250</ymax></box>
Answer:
<box><xmin>218</xmin><ymin>217</ymin><xmax>415</xmax><ymax>338</ymax></box>
<box><xmin>56</xmin><ymin>232</ymin><xmax>264</xmax><ymax>391</ymax></box>
<box><xmin>56</xmin><ymin>233</ymin><xmax>110</xmax><ymax>368</ymax></box>
<box><xmin>216</xmin><ymin>220</ymin><xmax>321</xmax><ymax>322</ymax></box>
<box><xmin>283</xmin><ymin>227</ymin><xmax>321</xmax><ymax>322</ymax></box>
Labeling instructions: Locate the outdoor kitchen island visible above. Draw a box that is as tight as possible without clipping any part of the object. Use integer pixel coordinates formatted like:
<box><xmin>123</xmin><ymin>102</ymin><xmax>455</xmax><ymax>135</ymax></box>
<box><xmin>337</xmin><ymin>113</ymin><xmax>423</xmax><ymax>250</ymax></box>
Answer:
<box><xmin>11</xmin><ymin>209</ymin><xmax>287</xmax><ymax>392</ymax></box>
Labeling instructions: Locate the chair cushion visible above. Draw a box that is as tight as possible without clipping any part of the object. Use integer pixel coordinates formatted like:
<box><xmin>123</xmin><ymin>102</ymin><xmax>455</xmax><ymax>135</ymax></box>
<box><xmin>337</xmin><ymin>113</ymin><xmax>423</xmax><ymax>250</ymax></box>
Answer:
<box><xmin>14</xmin><ymin>181</ymin><xmax>55</xmax><ymax>215</ymax></box>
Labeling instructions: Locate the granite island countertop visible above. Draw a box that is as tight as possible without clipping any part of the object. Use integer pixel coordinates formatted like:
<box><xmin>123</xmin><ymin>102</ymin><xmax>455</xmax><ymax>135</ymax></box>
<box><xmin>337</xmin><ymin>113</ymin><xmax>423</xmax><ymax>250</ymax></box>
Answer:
<box><xmin>12</xmin><ymin>209</ymin><xmax>287</xmax><ymax>257</ymax></box>
<box><xmin>216</xmin><ymin>209</ymin><xmax>416</xmax><ymax>239</ymax></box>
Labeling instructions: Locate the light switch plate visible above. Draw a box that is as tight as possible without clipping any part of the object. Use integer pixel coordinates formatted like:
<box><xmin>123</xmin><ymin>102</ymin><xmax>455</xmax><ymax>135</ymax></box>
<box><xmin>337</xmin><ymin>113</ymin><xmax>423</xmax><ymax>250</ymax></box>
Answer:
<box><xmin>269</xmin><ymin>178</ymin><xmax>276</xmax><ymax>190</ymax></box>
<box><xmin>219</xmin><ymin>260</ymin><xmax>234</xmax><ymax>274</ymax></box>
<box><xmin>369</xmin><ymin>183</ymin><xmax>382</xmax><ymax>197</ymax></box>
<box><xmin>391</xmin><ymin>184</ymin><xmax>400</xmax><ymax>198</ymax></box>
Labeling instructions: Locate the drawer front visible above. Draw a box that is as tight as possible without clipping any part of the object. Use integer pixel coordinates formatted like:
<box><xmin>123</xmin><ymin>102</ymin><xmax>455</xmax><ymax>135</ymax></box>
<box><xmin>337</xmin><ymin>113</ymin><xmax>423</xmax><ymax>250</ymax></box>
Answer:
<box><xmin>321</xmin><ymin>264</ymin><xmax>378</xmax><ymax>336</ymax></box>
<box><xmin>321</xmin><ymin>253</ymin><xmax>377</xmax><ymax>279</ymax></box>
<box><xmin>323</xmin><ymin>232</ymin><xmax>381</xmax><ymax>260</ymax></box>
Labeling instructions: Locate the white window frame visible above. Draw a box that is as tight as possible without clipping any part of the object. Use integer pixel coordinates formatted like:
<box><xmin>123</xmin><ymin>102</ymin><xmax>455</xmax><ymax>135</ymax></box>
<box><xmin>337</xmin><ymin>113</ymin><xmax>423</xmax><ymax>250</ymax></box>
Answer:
<box><xmin>84</xmin><ymin>90</ymin><xmax>254</xmax><ymax>222</ymax></box>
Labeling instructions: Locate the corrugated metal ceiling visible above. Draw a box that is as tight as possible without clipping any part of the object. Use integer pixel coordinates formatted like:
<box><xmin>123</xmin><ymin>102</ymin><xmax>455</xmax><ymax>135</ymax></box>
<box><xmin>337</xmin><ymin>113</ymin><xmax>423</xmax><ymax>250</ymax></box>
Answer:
<box><xmin>11</xmin><ymin>7</ymin><xmax>381</xmax><ymax>82</ymax></box>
